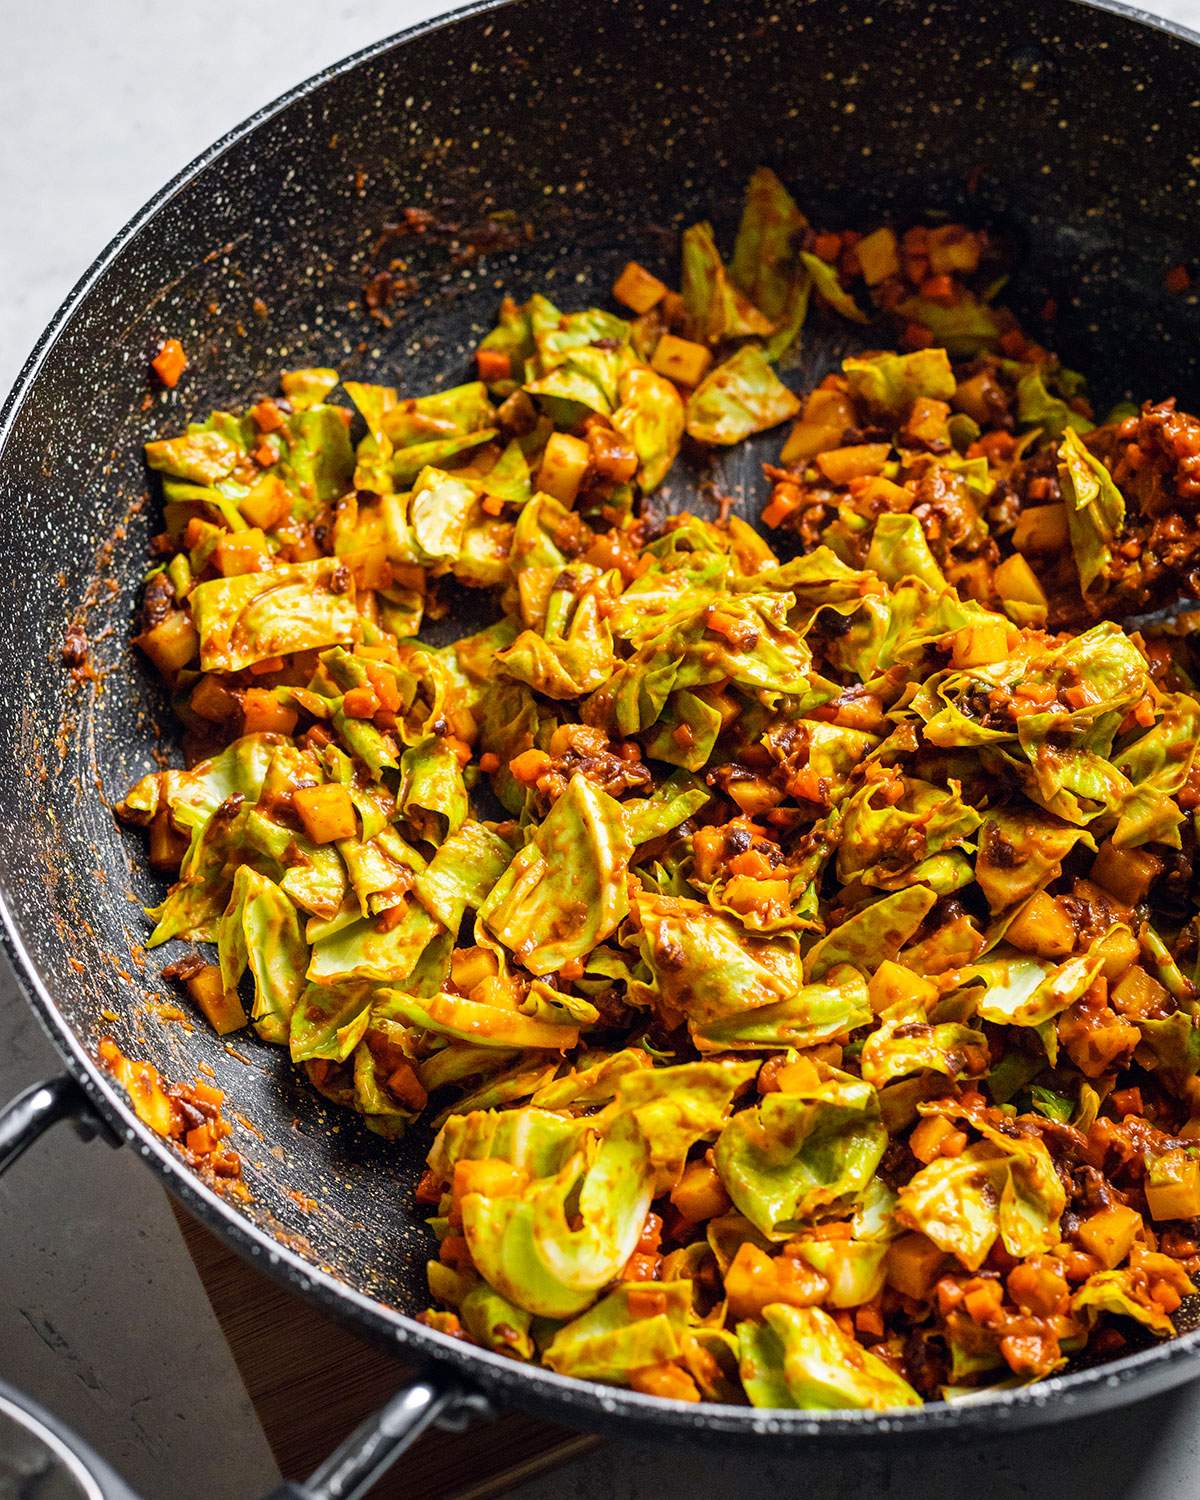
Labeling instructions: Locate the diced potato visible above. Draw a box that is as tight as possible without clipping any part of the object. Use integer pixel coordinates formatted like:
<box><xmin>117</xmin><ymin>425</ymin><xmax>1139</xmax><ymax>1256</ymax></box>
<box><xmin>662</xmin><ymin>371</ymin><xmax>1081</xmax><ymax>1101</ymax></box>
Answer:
<box><xmin>537</xmin><ymin>431</ymin><xmax>590</xmax><ymax>506</ymax></box>
<box><xmin>868</xmin><ymin>960</ymin><xmax>938</xmax><ymax>1014</ymax></box>
<box><xmin>1091</xmin><ymin>840</ymin><xmax>1162</xmax><ymax>907</ymax></box>
<box><xmin>856</xmin><ymin>226</ymin><xmax>901</xmax><ymax>286</ymax></box>
<box><xmin>453</xmin><ymin>1158</ymin><xmax>527</xmax><ymax>1212</ymax></box>
<box><xmin>815</xmin><ymin>443</ymin><xmax>891</xmax><ymax>485</ymax></box>
<box><xmin>951</xmin><ymin>369</ymin><xmax>1001</xmax><ymax>426</ymax></box>
<box><xmin>1111</xmin><ymin>964</ymin><xmax>1169</xmax><ymax>1020</ymax></box>
<box><xmin>910</xmin><ymin>1116</ymin><xmax>957</xmax><ymax>1165</ymax></box>
<box><xmin>1013</xmin><ymin>504</ymin><xmax>1069</xmax><ymax>554</ymax></box>
<box><xmin>726</xmin><ymin>776</ymin><xmax>785</xmax><ymax>816</ymax></box>
<box><xmin>853</xmin><ymin>475</ymin><xmax>912</xmax><ymax>511</ymax></box>
<box><xmin>780</xmin><ymin>421</ymin><xmax>847</xmax><ymax>466</ymax></box>
<box><xmin>774</xmin><ymin>1057</ymin><xmax>821</xmax><ymax>1094</ymax></box>
<box><xmin>239</xmin><ymin>474</ymin><xmax>293</xmax><ymax>530</ymax></box>
<box><xmin>651</xmin><ymin>333</ymin><xmax>713</xmax><ymax>387</ymax></box>
<box><xmin>1005</xmin><ymin>890</ymin><xmax>1077</xmax><ymax>959</ymax></box>
<box><xmin>725</xmin><ymin>1242</ymin><xmax>826</xmax><ymax>1320</ymax></box>
<box><xmin>148</xmin><ymin>808</ymin><xmax>188</xmax><ymax>872</ymax></box>
<box><xmin>1093</xmin><ymin>926</ymin><xmax>1142</xmax><ymax>982</ymax></box>
<box><xmin>587</xmin><ymin>424</ymin><xmax>639</xmax><ymax>482</ymax></box>
<box><xmin>902</xmin><ymin>397</ymin><xmax>951</xmax><ymax>448</ymax></box>
<box><xmin>343</xmin><ymin>541</ymin><xmax>393</xmax><ymax>592</ymax></box>
<box><xmin>993</xmin><ymin>553</ymin><xmax>1048</xmax><ymax>610</ymax></box>
<box><xmin>190</xmin><ymin>673</ymin><xmax>242</xmax><ymax>725</ymax></box>
<box><xmin>451</xmin><ymin>945</ymin><xmax>499</xmax><ymax>993</ymax></box>
<box><xmin>805</xmin><ymin>387</ymin><xmax>857</xmax><ymax>428</ymax></box>
<box><xmin>1145</xmin><ymin>1150</ymin><xmax>1200</xmax><ymax>1221</ymax></box>
<box><xmin>241</xmin><ymin>686</ymin><xmax>298</xmax><ymax>736</ymax></box>
<box><xmin>1076</xmin><ymin>1204</ymin><xmax>1143</xmax><ymax>1269</ymax></box>
<box><xmin>135</xmin><ymin>611</ymin><xmax>199</xmax><ymax>675</ymax></box>
<box><xmin>927</xmin><ymin>226</ymin><xmax>982</xmax><ymax>275</ymax></box>
<box><xmin>885</xmin><ymin>1232</ymin><xmax>947</xmax><ymax>1299</ymax></box>
<box><xmin>293</xmin><ymin>783</ymin><xmax>358</xmax><ymax>844</ymax></box>
<box><xmin>186</xmin><ymin>964</ymin><xmax>248</xmax><ymax>1036</ymax></box>
<box><xmin>949</xmin><ymin>620</ymin><xmax>1014</xmax><ymax>669</ymax></box>
<box><xmin>213</xmin><ymin>528</ymin><xmax>270</xmax><ymax>577</ymax></box>
<box><xmin>670</xmin><ymin>1159</ymin><xmax>732</xmax><ymax>1224</ymax></box>
<box><xmin>613</xmin><ymin>260</ymin><xmax>668</xmax><ymax>314</ymax></box>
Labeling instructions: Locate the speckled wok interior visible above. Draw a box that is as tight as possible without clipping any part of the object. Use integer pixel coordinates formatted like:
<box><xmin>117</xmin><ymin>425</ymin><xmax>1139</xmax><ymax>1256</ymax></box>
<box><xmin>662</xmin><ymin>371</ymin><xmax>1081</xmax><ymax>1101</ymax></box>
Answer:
<box><xmin>5</xmin><ymin>0</ymin><xmax>1200</xmax><ymax>1443</ymax></box>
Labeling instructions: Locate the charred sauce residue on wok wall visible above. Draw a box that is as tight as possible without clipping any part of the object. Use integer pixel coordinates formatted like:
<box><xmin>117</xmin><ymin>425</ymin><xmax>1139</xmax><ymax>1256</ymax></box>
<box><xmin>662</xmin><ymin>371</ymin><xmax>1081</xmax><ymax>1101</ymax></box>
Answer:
<box><xmin>100</xmin><ymin>163</ymin><xmax>1200</xmax><ymax>1411</ymax></box>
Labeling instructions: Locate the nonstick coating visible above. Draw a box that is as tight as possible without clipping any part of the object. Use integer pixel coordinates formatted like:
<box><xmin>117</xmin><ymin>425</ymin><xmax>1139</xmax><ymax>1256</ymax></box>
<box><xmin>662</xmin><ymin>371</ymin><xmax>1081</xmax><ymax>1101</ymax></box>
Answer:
<box><xmin>5</xmin><ymin>0</ymin><xmax>1200</xmax><ymax>1446</ymax></box>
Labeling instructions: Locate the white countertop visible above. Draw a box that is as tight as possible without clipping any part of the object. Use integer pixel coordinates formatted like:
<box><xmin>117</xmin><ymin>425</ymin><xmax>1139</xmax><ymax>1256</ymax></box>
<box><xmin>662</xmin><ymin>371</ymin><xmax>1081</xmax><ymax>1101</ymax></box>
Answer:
<box><xmin>6</xmin><ymin>3</ymin><xmax>1200</xmax><ymax>1497</ymax></box>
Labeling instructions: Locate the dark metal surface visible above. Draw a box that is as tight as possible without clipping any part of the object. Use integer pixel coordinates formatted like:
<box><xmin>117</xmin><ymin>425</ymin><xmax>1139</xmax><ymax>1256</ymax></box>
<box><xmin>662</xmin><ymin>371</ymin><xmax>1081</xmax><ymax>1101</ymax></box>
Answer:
<box><xmin>4</xmin><ymin>0</ymin><xmax>1200</xmax><ymax>1446</ymax></box>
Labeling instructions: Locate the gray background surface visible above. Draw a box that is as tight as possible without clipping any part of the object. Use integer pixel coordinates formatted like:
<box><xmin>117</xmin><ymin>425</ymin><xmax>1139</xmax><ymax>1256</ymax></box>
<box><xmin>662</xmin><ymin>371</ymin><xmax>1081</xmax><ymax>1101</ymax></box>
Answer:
<box><xmin>4</xmin><ymin>2</ymin><xmax>1200</xmax><ymax>1496</ymax></box>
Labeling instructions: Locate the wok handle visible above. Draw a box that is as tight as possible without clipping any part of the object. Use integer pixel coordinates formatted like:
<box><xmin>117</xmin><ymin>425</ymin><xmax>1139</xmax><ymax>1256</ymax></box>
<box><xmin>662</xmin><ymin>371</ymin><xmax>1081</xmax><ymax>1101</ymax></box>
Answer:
<box><xmin>262</xmin><ymin>1375</ymin><xmax>492</xmax><ymax>1500</ymax></box>
<box><xmin>0</xmin><ymin>1073</ymin><xmax>119</xmax><ymax>1175</ymax></box>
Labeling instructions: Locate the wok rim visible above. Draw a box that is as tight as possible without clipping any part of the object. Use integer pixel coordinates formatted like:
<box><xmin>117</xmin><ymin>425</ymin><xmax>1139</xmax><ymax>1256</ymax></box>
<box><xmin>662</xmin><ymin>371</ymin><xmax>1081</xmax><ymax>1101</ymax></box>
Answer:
<box><xmin>3</xmin><ymin>0</ymin><xmax>1200</xmax><ymax>1443</ymax></box>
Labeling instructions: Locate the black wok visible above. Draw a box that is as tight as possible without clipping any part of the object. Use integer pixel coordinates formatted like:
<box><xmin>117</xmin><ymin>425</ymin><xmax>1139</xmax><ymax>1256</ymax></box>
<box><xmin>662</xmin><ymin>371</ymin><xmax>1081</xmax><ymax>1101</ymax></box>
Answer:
<box><xmin>5</xmin><ymin>0</ymin><xmax>1200</xmax><ymax>1487</ymax></box>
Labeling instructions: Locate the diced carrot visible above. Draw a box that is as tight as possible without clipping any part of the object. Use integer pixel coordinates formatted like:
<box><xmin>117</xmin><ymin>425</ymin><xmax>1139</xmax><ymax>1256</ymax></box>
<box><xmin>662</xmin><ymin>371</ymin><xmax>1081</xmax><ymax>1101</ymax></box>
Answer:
<box><xmin>901</xmin><ymin>321</ymin><xmax>935</xmax><ymax>351</ymax></box>
<box><xmin>509</xmin><ymin>748</ymin><xmax>550</xmax><ymax>784</ymax></box>
<box><xmin>251</xmin><ymin>398</ymin><xmax>285</xmax><ymax>432</ymax></box>
<box><xmin>415</xmin><ymin>1169</ymin><xmax>444</xmax><ymax>1205</ymax></box>
<box><xmin>444</xmin><ymin>736</ymin><xmax>473</xmax><ymax>767</ymax></box>
<box><xmin>151</xmin><ymin>338</ymin><xmax>188</xmax><ymax>388</ymax></box>
<box><xmin>919</xmin><ymin>273</ymin><xmax>956</xmax><ymax>304</ymax></box>
<box><xmin>629</xmin><ymin>1362</ymin><xmax>701</xmax><ymax>1402</ymax></box>
<box><xmin>478</xmin><ymin>751</ymin><xmax>500</xmax><ymax>774</ymax></box>
<box><xmin>728</xmin><ymin>848</ymin><xmax>773</xmax><ymax>879</ymax></box>
<box><xmin>342</xmin><ymin>686</ymin><xmax>381</xmax><ymax>719</ymax></box>
<box><xmin>476</xmin><ymin>348</ymin><xmax>512</xmax><ymax>382</ymax></box>
<box><xmin>387</xmin><ymin>1061</ymin><xmax>429</xmax><ymax>1111</ymax></box>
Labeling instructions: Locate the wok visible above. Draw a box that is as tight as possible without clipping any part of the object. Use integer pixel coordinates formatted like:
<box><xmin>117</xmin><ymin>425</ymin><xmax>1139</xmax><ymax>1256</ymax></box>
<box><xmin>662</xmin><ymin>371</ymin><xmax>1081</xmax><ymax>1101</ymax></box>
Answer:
<box><xmin>4</xmin><ymin>0</ymin><xmax>1200</xmax><ymax>1488</ymax></box>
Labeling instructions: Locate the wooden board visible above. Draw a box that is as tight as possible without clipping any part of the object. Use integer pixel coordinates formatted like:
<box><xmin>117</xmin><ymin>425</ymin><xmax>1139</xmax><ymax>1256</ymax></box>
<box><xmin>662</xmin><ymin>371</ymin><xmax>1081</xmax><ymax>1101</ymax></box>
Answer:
<box><xmin>173</xmin><ymin>1203</ymin><xmax>599</xmax><ymax>1498</ymax></box>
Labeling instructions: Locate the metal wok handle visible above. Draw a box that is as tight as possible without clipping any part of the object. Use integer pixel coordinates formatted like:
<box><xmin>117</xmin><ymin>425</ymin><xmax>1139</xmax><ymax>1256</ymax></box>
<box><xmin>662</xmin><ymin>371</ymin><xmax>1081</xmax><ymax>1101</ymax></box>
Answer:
<box><xmin>0</xmin><ymin>1076</ymin><xmax>493</xmax><ymax>1498</ymax></box>
<box><xmin>0</xmin><ymin>1072</ymin><xmax>119</xmax><ymax>1173</ymax></box>
<box><xmin>263</xmin><ymin>1378</ymin><xmax>492</xmax><ymax>1500</ymax></box>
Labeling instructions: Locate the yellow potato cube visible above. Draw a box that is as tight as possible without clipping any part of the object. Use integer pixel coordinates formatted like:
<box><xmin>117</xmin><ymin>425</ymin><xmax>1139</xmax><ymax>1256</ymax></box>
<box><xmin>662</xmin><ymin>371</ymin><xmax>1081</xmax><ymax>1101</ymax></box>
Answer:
<box><xmin>135</xmin><ymin>611</ymin><xmax>198</xmax><ymax>676</ymax></box>
<box><xmin>780</xmin><ymin>420</ymin><xmax>847</xmax><ymax>466</ymax></box>
<box><xmin>213</xmin><ymin>528</ymin><xmax>270</xmax><ymax>577</ymax></box>
<box><xmin>651</xmin><ymin>333</ymin><xmax>714</xmax><ymax>387</ymax></box>
<box><xmin>612</xmin><ymin>260</ymin><xmax>668</xmax><ymax>314</ymax></box>
<box><xmin>815</xmin><ymin>443</ymin><xmax>892</xmax><ymax>485</ymax></box>
<box><xmin>451</xmin><ymin>945</ymin><xmax>499</xmax><ymax>993</ymax></box>
<box><xmin>1145</xmin><ymin>1151</ymin><xmax>1200</xmax><ymax>1221</ymax></box>
<box><xmin>868</xmin><ymin>960</ymin><xmax>938</xmax><ymax>1014</ymax></box>
<box><xmin>537</xmin><ymin>431</ymin><xmax>591</xmax><ymax>506</ymax></box>
<box><xmin>885</xmin><ymin>1232</ymin><xmax>947</xmax><ymax>1299</ymax></box>
<box><xmin>1013</xmin><ymin>504</ymin><xmax>1069</xmax><ymax>554</ymax></box>
<box><xmin>1091</xmin><ymin>840</ymin><xmax>1162</xmax><ymax>908</ymax></box>
<box><xmin>1111</xmin><ymin>964</ymin><xmax>1169</xmax><ymax>1020</ymax></box>
<box><xmin>1076</xmin><ymin>1204</ymin><xmax>1143</xmax><ymax>1269</ymax></box>
<box><xmin>856</xmin><ymin>226</ymin><xmax>901</xmax><ymax>286</ymax></box>
<box><xmin>927</xmin><ymin>226</ymin><xmax>982</xmax><ymax>275</ymax></box>
<box><xmin>993</xmin><ymin>553</ymin><xmax>1049</xmax><ymax>609</ymax></box>
<box><xmin>186</xmin><ymin>963</ymin><xmax>247</xmax><ymax>1037</ymax></box>
<box><xmin>239</xmin><ymin>473</ymin><xmax>293</xmax><ymax>530</ymax></box>
<box><xmin>949</xmin><ymin>620</ymin><xmax>1014</xmax><ymax>669</ymax></box>
<box><xmin>293</xmin><ymin>783</ymin><xmax>358</xmax><ymax>844</ymax></box>
<box><xmin>669</xmin><ymin>1159</ymin><xmax>732</xmax><ymax>1224</ymax></box>
<box><xmin>1093</xmin><ymin>926</ymin><xmax>1142</xmax><ymax>982</ymax></box>
<box><xmin>1004</xmin><ymin>890</ymin><xmax>1076</xmax><ymax>959</ymax></box>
